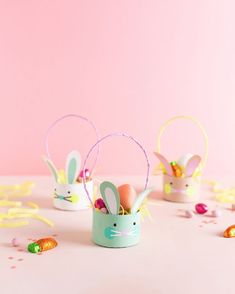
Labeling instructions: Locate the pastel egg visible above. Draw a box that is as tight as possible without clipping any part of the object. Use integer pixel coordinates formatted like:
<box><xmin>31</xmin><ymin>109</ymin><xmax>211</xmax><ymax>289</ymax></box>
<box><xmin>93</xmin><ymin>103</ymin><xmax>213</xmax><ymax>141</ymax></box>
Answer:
<box><xmin>185</xmin><ymin>210</ymin><xmax>194</xmax><ymax>218</ymax></box>
<box><xmin>177</xmin><ymin>153</ymin><xmax>194</xmax><ymax>167</ymax></box>
<box><xmin>118</xmin><ymin>184</ymin><xmax>137</xmax><ymax>211</ymax></box>
<box><xmin>12</xmin><ymin>238</ymin><xmax>20</xmax><ymax>247</ymax></box>
<box><xmin>100</xmin><ymin>207</ymin><xmax>108</xmax><ymax>214</ymax></box>
<box><xmin>211</xmin><ymin>209</ymin><xmax>221</xmax><ymax>217</ymax></box>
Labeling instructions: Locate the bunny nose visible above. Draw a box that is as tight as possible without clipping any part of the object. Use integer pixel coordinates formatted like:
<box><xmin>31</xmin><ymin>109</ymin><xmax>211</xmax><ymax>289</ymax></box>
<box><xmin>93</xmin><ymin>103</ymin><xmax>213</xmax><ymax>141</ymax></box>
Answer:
<box><xmin>121</xmin><ymin>230</ymin><xmax>130</xmax><ymax>236</ymax></box>
<box><xmin>173</xmin><ymin>188</ymin><xmax>182</xmax><ymax>193</ymax></box>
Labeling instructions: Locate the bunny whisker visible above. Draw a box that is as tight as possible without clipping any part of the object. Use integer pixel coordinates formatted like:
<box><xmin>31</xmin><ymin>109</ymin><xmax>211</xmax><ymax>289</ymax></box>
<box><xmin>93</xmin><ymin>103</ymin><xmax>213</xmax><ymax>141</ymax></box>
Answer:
<box><xmin>110</xmin><ymin>229</ymin><xmax>122</xmax><ymax>234</ymax></box>
<box><xmin>128</xmin><ymin>230</ymin><xmax>138</xmax><ymax>236</ymax></box>
<box><xmin>110</xmin><ymin>233</ymin><xmax>122</xmax><ymax>237</ymax></box>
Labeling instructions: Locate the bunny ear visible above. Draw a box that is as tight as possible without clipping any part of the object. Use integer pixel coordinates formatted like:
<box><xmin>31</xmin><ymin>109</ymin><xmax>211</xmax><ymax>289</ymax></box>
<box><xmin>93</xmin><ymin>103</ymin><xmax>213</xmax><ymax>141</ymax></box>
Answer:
<box><xmin>154</xmin><ymin>152</ymin><xmax>173</xmax><ymax>176</ymax></box>
<box><xmin>184</xmin><ymin>155</ymin><xmax>201</xmax><ymax>177</ymax></box>
<box><xmin>65</xmin><ymin>151</ymin><xmax>81</xmax><ymax>184</ymax></box>
<box><xmin>43</xmin><ymin>156</ymin><xmax>58</xmax><ymax>182</ymax></box>
<box><xmin>131</xmin><ymin>188</ymin><xmax>153</xmax><ymax>214</ymax></box>
<box><xmin>100</xmin><ymin>181</ymin><xmax>120</xmax><ymax>214</ymax></box>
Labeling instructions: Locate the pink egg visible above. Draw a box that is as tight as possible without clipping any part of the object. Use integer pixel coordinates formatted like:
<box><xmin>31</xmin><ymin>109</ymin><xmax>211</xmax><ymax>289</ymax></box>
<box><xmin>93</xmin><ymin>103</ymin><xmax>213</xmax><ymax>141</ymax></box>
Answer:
<box><xmin>185</xmin><ymin>210</ymin><xmax>194</xmax><ymax>218</ymax></box>
<box><xmin>94</xmin><ymin>198</ymin><xmax>106</xmax><ymax>209</ymax></box>
<box><xmin>118</xmin><ymin>184</ymin><xmax>137</xmax><ymax>211</ymax></box>
<box><xmin>12</xmin><ymin>238</ymin><xmax>20</xmax><ymax>247</ymax></box>
<box><xmin>195</xmin><ymin>203</ymin><xmax>208</xmax><ymax>214</ymax></box>
<box><xmin>211</xmin><ymin>209</ymin><xmax>221</xmax><ymax>217</ymax></box>
<box><xmin>100</xmin><ymin>207</ymin><xmax>108</xmax><ymax>214</ymax></box>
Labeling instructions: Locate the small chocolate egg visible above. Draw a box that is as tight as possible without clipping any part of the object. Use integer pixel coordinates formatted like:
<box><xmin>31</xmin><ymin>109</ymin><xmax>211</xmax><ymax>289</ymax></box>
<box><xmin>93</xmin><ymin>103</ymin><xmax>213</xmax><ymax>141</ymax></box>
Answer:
<box><xmin>211</xmin><ymin>209</ymin><xmax>221</xmax><ymax>218</ymax></box>
<box><xmin>100</xmin><ymin>207</ymin><xmax>108</xmax><ymax>214</ymax></box>
<box><xmin>224</xmin><ymin>225</ymin><xmax>235</xmax><ymax>238</ymax></box>
<box><xmin>94</xmin><ymin>198</ymin><xmax>106</xmax><ymax>209</ymax></box>
<box><xmin>12</xmin><ymin>238</ymin><xmax>20</xmax><ymax>247</ymax></box>
<box><xmin>195</xmin><ymin>203</ymin><xmax>208</xmax><ymax>214</ymax></box>
<box><xmin>77</xmin><ymin>169</ymin><xmax>91</xmax><ymax>182</ymax></box>
<box><xmin>177</xmin><ymin>153</ymin><xmax>194</xmax><ymax>168</ymax></box>
<box><xmin>185</xmin><ymin>210</ymin><xmax>194</xmax><ymax>218</ymax></box>
<box><xmin>118</xmin><ymin>184</ymin><xmax>137</xmax><ymax>211</ymax></box>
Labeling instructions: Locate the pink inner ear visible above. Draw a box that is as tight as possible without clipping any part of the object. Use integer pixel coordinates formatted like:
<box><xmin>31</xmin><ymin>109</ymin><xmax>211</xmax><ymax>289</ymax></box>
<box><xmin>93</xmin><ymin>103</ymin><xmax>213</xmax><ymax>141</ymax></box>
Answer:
<box><xmin>154</xmin><ymin>152</ymin><xmax>173</xmax><ymax>176</ymax></box>
<box><xmin>185</xmin><ymin>155</ymin><xmax>201</xmax><ymax>177</ymax></box>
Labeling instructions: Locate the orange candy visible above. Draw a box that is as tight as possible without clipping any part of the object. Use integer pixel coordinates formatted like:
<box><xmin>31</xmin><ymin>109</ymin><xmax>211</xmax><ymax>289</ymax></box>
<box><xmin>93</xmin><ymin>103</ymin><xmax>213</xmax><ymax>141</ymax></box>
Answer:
<box><xmin>170</xmin><ymin>162</ymin><xmax>183</xmax><ymax>177</ymax></box>
<box><xmin>224</xmin><ymin>225</ymin><xmax>235</xmax><ymax>238</ymax></box>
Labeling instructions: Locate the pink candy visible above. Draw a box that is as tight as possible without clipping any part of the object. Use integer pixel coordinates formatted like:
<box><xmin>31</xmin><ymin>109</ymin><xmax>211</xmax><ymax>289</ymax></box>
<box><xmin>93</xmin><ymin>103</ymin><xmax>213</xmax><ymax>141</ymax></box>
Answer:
<box><xmin>12</xmin><ymin>238</ymin><xmax>20</xmax><ymax>247</ymax></box>
<box><xmin>100</xmin><ymin>207</ymin><xmax>108</xmax><ymax>214</ymax></box>
<box><xmin>94</xmin><ymin>198</ymin><xmax>106</xmax><ymax>210</ymax></box>
<box><xmin>185</xmin><ymin>210</ymin><xmax>194</xmax><ymax>218</ymax></box>
<box><xmin>79</xmin><ymin>169</ymin><xmax>90</xmax><ymax>179</ymax></box>
<box><xmin>211</xmin><ymin>209</ymin><xmax>221</xmax><ymax>217</ymax></box>
<box><xmin>195</xmin><ymin>203</ymin><xmax>208</xmax><ymax>214</ymax></box>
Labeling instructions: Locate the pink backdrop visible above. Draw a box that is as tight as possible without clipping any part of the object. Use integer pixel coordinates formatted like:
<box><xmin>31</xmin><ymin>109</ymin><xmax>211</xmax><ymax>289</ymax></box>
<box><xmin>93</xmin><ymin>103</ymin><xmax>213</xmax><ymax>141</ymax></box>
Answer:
<box><xmin>0</xmin><ymin>1</ymin><xmax>234</xmax><ymax>176</ymax></box>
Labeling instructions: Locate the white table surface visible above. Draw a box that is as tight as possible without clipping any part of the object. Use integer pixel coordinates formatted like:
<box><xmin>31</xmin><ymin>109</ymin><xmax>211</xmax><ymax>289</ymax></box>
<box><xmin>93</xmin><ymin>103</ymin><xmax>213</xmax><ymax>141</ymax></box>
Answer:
<box><xmin>1</xmin><ymin>175</ymin><xmax>235</xmax><ymax>294</ymax></box>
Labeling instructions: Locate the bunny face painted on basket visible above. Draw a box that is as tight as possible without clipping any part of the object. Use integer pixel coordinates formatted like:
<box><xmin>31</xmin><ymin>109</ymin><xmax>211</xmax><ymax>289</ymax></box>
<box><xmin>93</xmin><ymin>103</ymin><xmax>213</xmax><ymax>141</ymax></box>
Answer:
<box><xmin>163</xmin><ymin>175</ymin><xmax>201</xmax><ymax>202</ymax></box>
<box><xmin>154</xmin><ymin>152</ymin><xmax>202</xmax><ymax>203</ymax></box>
<box><xmin>45</xmin><ymin>151</ymin><xmax>93</xmax><ymax>211</ymax></box>
<box><xmin>104</xmin><ymin>215</ymin><xmax>140</xmax><ymax>239</ymax></box>
<box><xmin>92</xmin><ymin>181</ymin><xmax>152</xmax><ymax>248</ymax></box>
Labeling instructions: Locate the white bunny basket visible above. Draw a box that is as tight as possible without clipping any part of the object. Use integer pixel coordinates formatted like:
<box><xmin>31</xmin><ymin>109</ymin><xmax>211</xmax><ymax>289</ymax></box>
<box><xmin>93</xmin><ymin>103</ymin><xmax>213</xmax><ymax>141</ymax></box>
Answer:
<box><xmin>154</xmin><ymin>116</ymin><xmax>208</xmax><ymax>203</ymax></box>
<box><xmin>83</xmin><ymin>133</ymin><xmax>151</xmax><ymax>248</ymax></box>
<box><xmin>44</xmin><ymin>114</ymin><xmax>99</xmax><ymax>211</ymax></box>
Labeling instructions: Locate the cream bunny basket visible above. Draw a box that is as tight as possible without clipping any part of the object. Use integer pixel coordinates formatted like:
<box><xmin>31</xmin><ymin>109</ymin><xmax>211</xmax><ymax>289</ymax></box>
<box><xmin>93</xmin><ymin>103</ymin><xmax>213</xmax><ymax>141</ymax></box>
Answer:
<box><xmin>44</xmin><ymin>114</ymin><xmax>99</xmax><ymax>211</ymax></box>
<box><xmin>154</xmin><ymin>116</ymin><xmax>208</xmax><ymax>203</ymax></box>
<box><xmin>83</xmin><ymin>133</ymin><xmax>152</xmax><ymax>248</ymax></box>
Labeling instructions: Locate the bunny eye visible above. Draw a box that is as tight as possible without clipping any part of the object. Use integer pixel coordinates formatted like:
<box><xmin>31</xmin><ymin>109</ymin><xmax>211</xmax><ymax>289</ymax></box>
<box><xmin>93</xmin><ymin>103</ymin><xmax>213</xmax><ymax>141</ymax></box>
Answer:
<box><xmin>113</xmin><ymin>223</ymin><xmax>117</xmax><ymax>227</ymax></box>
<box><xmin>54</xmin><ymin>188</ymin><xmax>56</xmax><ymax>192</ymax></box>
<box><xmin>133</xmin><ymin>222</ymin><xmax>136</xmax><ymax>226</ymax></box>
<box><xmin>170</xmin><ymin>182</ymin><xmax>173</xmax><ymax>185</ymax></box>
<box><xmin>185</xmin><ymin>184</ymin><xmax>189</xmax><ymax>188</ymax></box>
<box><xmin>67</xmin><ymin>191</ymin><xmax>71</xmax><ymax>194</ymax></box>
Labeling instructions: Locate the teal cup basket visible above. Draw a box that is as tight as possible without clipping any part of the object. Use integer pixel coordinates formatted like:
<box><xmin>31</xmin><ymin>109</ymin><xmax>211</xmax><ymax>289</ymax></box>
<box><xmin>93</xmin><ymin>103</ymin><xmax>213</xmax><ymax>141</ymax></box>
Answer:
<box><xmin>83</xmin><ymin>133</ymin><xmax>151</xmax><ymax>248</ymax></box>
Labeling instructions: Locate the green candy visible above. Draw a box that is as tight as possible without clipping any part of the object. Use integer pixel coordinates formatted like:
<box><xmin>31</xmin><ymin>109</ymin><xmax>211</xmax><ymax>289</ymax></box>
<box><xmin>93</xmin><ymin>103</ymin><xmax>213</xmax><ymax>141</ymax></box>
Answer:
<box><xmin>28</xmin><ymin>242</ymin><xmax>41</xmax><ymax>253</ymax></box>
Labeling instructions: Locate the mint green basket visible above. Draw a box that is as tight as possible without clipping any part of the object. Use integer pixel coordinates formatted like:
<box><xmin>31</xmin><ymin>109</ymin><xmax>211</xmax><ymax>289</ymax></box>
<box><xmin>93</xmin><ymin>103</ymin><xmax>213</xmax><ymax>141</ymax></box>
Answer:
<box><xmin>92</xmin><ymin>209</ymin><xmax>141</xmax><ymax>248</ymax></box>
<box><xmin>83</xmin><ymin>133</ymin><xmax>151</xmax><ymax>248</ymax></box>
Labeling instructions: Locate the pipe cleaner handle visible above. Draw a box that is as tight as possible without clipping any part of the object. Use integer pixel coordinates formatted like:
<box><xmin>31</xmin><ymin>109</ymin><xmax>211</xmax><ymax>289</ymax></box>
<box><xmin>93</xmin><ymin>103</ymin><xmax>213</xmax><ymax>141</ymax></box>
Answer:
<box><xmin>156</xmin><ymin>115</ymin><xmax>209</xmax><ymax>168</ymax></box>
<box><xmin>83</xmin><ymin>132</ymin><xmax>150</xmax><ymax>206</ymax></box>
<box><xmin>45</xmin><ymin>114</ymin><xmax>100</xmax><ymax>173</ymax></box>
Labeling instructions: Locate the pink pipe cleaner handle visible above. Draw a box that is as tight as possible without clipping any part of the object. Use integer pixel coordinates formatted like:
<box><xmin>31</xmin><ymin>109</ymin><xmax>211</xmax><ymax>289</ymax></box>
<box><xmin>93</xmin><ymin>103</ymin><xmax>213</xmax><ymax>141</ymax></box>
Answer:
<box><xmin>82</xmin><ymin>132</ymin><xmax>150</xmax><ymax>206</ymax></box>
<box><xmin>45</xmin><ymin>114</ymin><xmax>100</xmax><ymax>173</ymax></box>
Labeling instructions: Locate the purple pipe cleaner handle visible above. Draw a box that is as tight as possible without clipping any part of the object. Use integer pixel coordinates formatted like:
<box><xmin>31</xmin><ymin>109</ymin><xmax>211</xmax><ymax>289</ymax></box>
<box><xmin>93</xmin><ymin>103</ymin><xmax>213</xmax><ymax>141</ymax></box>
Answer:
<box><xmin>44</xmin><ymin>114</ymin><xmax>100</xmax><ymax>173</ymax></box>
<box><xmin>82</xmin><ymin>132</ymin><xmax>150</xmax><ymax>206</ymax></box>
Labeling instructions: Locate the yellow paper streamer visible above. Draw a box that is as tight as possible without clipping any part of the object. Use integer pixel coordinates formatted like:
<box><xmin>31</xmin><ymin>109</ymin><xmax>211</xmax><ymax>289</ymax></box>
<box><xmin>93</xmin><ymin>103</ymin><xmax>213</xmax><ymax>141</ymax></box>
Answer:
<box><xmin>0</xmin><ymin>182</ymin><xmax>34</xmax><ymax>198</ymax></box>
<box><xmin>0</xmin><ymin>182</ymin><xmax>54</xmax><ymax>228</ymax></box>
<box><xmin>26</xmin><ymin>202</ymin><xmax>39</xmax><ymax>209</ymax></box>
<box><xmin>0</xmin><ymin>221</ymin><xmax>29</xmax><ymax>228</ymax></box>
<box><xmin>0</xmin><ymin>200</ymin><xmax>22</xmax><ymax>207</ymax></box>
<box><xmin>205</xmin><ymin>180</ymin><xmax>235</xmax><ymax>203</ymax></box>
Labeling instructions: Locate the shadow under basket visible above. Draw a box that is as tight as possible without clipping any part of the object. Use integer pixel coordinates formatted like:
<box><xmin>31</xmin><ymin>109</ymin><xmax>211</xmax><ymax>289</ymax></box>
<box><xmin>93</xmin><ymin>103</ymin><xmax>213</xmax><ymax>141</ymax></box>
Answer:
<box><xmin>163</xmin><ymin>174</ymin><xmax>201</xmax><ymax>203</ymax></box>
<box><xmin>92</xmin><ymin>209</ymin><xmax>141</xmax><ymax>248</ymax></box>
<box><xmin>54</xmin><ymin>180</ymin><xmax>93</xmax><ymax>211</ymax></box>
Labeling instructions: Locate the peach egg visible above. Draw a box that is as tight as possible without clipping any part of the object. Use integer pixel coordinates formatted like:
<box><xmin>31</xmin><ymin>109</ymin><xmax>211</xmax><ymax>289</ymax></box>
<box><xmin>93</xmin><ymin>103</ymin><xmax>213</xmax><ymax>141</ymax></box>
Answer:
<box><xmin>118</xmin><ymin>184</ymin><xmax>137</xmax><ymax>211</ymax></box>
